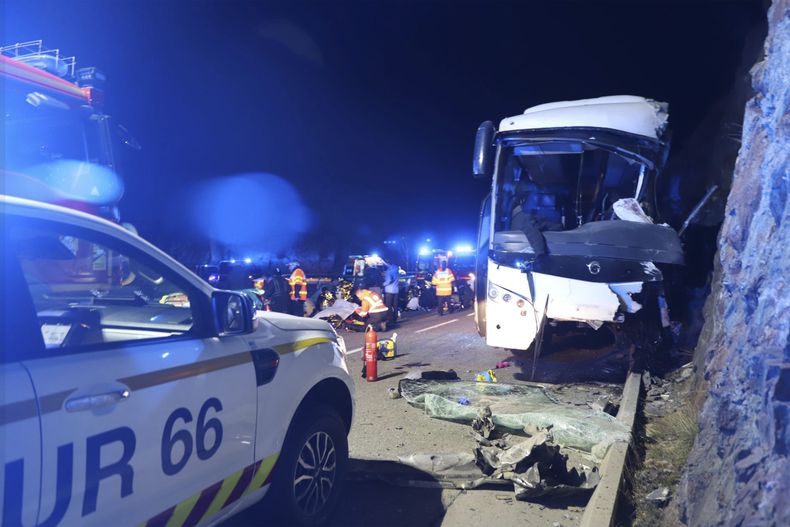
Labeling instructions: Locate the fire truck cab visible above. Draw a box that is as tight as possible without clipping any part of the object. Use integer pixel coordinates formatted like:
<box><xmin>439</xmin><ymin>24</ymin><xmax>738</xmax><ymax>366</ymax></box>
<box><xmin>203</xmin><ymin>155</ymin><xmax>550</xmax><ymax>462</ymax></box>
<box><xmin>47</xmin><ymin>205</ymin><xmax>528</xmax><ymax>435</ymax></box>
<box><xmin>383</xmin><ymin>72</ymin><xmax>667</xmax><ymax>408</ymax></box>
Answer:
<box><xmin>1</xmin><ymin>40</ymin><xmax>131</xmax><ymax>220</ymax></box>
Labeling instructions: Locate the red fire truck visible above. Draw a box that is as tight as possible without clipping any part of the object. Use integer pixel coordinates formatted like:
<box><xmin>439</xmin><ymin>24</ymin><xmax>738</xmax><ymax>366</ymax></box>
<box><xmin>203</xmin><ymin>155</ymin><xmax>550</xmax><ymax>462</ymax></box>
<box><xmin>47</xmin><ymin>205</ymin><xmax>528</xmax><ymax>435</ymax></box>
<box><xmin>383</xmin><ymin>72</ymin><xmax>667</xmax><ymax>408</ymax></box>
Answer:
<box><xmin>1</xmin><ymin>40</ymin><xmax>134</xmax><ymax>220</ymax></box>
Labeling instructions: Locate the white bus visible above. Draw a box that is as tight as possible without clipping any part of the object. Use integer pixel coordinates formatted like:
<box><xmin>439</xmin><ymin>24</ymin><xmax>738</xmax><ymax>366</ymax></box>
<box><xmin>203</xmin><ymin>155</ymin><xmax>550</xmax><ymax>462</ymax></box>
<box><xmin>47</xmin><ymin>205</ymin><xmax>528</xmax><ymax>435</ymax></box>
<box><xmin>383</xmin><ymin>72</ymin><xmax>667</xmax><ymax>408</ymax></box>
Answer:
<box><xmin>472</xmin><ymin>96</ymin><xmax>684</xmax><ymax>366</ymax></box>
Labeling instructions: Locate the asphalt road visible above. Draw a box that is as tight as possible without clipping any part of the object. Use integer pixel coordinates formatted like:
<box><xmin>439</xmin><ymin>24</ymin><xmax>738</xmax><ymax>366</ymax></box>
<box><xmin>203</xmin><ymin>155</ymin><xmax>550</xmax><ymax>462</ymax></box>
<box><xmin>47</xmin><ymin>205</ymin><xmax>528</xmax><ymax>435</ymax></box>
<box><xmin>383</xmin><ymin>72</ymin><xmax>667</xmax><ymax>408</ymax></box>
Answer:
<box><xmin>226</xmin><ymin>306</ymin><xmax>629</xmax><ymax>527</ymax></box>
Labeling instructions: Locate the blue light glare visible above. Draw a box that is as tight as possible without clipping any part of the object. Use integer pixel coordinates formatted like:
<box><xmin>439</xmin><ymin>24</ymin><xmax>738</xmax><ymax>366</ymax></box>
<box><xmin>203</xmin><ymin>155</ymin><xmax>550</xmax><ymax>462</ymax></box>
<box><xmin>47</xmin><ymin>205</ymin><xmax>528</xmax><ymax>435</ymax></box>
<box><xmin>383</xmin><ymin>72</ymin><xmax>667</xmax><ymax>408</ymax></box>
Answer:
<box><xmin>419</xmin><ymin>246</ymin><xmax>430</xmax><ymax>256</ymax></box>
<box><xmin>244</xmin><ymin>257</ymin><xmax>252</xmax><ymax>264</ymax></box>
<box><xmin>24</xmin><ymin>161</ymin><xmax>124</xmax><ymax>205</ymax></box>
<box><xmin>454</xmin><ymin>244</ymin><xmax>474</xmax><ymax>254</ymax></box>
<box><xmin>189</xmin><ymin>173</ymin><xmax>311</xmax><ymax>253</ymax></box>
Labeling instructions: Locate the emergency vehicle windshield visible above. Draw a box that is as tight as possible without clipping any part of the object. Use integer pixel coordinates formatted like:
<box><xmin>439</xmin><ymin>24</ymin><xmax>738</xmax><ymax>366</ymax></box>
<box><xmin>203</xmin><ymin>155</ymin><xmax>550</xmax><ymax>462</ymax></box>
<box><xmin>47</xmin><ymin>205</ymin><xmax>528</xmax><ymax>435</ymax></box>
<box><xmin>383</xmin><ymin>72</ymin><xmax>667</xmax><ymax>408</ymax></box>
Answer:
<box><xmin>2</xmin><ymin>82</ymin><xmax>111</xmax><ymax>175</ymax></box>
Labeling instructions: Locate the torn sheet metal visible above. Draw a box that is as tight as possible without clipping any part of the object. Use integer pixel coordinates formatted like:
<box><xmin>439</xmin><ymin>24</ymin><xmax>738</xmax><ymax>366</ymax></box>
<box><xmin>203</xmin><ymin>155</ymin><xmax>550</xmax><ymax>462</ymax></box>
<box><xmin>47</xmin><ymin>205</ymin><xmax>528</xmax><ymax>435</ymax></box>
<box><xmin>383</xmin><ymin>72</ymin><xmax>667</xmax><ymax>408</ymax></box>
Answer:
<box><xmin>397</xmin><ymin>453</ymin><xmax>479</xmax><ymax>478</ymax></box>
<box><xmin>398</xmin><ymin>380</ymin><xmax>629</xmax><ymax>459</ymax></box>
<box><xmin>395</xmin><ymin>427</ymin><xmax>600</xmax><ymax>499</ymax></box>
<box><xmin>474</xmin><ymin>430</ymin><xmax>601</xmax><ymax>500</ymax></box>
<box><xmin>536</xmin><ymin>273</ymin><xmax>622</xmax><ymax>322</ymax></box>
<box><xmin>608</xmin><ymin>282</ymin><xmax>644</xmax><ymax>313</ymax></box>
<box><xmin>613</xmin><ymin>197</ymin><xmax>654</xmax><ymax>223</ymax></box>
<box><xmin>641</xmin><ymin>261</ymin><xmax>663</xmax><ymax>280</ymax></box>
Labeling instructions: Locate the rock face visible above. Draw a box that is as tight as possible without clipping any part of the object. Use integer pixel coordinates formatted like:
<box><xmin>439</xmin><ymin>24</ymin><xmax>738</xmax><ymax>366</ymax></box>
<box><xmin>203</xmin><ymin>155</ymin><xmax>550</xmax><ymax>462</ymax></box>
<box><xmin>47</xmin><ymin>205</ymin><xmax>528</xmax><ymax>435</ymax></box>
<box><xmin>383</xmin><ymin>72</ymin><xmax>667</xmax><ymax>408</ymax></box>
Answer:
<box><xmin>679</xmin><ymin>1</ymin><xmax>790</xmax><ymax>525</ymax></box>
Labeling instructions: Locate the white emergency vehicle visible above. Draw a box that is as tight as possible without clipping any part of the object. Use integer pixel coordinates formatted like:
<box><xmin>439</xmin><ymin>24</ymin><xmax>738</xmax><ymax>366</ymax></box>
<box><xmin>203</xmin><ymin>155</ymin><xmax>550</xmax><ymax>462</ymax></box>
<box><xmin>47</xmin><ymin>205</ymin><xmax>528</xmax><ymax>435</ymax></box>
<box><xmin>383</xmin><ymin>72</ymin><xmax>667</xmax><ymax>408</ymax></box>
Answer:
<box><xmin>0</xmin><ymin>196</ymin><xmax>354</xmax><ymax>526</ymax></box>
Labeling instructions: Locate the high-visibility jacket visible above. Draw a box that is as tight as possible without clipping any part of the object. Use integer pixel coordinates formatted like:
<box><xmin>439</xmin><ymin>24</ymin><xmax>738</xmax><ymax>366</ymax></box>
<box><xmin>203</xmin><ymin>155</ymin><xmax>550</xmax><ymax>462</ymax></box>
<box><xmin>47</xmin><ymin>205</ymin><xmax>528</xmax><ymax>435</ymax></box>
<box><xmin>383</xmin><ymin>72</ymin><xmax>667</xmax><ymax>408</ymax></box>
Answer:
<box><xmin>432</xmin><ymin>268</ymin><xmax>455</xmax><ymax>296</ymax></box>
<box><xmin>355</xmin><ymin>289</ymin><xmax>388</xmax><ymax>316</ymax></box>
<box><xmin>289</xmin><ymin>268</ymin><xmax>308</xmax><ymax>301</ymax></box>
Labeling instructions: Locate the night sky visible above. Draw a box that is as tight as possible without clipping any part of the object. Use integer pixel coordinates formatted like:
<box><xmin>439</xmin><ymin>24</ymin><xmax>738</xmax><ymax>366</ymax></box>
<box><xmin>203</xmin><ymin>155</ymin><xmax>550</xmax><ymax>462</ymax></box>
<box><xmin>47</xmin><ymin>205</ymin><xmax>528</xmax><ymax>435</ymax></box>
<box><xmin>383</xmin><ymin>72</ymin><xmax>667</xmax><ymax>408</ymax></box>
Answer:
<box><xmin>4</xmin><ymin>0</ymin><xmax>766</xmax><ymax>263</ymax></box>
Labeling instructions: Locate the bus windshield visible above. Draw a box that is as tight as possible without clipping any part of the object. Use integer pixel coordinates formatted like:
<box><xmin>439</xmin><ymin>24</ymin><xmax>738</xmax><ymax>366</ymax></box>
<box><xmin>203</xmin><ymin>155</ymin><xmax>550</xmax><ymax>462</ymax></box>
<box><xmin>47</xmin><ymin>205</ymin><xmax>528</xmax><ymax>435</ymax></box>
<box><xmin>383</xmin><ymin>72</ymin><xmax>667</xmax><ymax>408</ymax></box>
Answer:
<box><xmin>493</xmin><ymin>141</ymin><xmax>647</xmax><ymax>235</ymax></box>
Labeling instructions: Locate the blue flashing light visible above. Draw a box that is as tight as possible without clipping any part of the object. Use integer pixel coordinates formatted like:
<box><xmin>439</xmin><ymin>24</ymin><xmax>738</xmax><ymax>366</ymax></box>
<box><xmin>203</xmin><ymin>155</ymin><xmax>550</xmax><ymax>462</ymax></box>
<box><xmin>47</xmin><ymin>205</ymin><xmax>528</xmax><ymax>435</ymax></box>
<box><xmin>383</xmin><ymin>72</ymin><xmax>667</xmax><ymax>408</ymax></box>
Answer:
<box><xmin>454</xmin><ymin>244</ymin><xmax>474</xmax><ymax>254</ymax></box>
<box><xmin>371</xmin><ymin>253</ymin><xmax>380</xmax><ymax>259</ymax></box>
<box><xmin>244</xmin><ymin>257</ymin><xmax>252</xmax><ymax>264</ymax></box>
<box><xmin>419</xmin><ymin>246</ymin><xmax>430</xmax><ymax>256</ymax></box>
<box><xmin>230</xmin><ymin>259</ymin><xmax>237</xmax><ymax>264</ymax></box>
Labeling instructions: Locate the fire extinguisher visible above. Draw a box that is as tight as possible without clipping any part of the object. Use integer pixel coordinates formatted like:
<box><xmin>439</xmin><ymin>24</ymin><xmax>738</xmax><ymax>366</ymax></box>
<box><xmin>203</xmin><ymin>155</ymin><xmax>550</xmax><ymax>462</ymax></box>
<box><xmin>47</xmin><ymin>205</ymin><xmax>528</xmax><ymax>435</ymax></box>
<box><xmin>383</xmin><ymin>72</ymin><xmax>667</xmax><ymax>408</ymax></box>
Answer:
<box><xmin>363</xmin><ymin>324</ymin><xmax>378</xmax><ymax>382</ymax></box>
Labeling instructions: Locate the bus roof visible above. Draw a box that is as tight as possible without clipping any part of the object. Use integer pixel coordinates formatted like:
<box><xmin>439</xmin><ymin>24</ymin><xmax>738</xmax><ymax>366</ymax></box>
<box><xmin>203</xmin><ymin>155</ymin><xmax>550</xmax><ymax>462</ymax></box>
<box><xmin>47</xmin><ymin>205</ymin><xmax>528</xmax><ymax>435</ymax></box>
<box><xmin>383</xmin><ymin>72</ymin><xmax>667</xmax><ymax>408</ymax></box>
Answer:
<box><xmin>499</xmin><ymin>95</ymin><xmax>668</xmax><ymax>140</ymax></box>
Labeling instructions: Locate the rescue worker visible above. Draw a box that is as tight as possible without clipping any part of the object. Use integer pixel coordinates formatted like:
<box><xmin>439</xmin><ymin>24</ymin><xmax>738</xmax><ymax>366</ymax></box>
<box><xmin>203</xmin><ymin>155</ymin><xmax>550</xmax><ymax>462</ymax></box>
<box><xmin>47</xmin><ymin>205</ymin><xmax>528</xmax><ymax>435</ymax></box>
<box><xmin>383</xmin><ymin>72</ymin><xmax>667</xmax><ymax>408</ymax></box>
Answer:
<box><xmin>354</xmin><ymin>288</ymin><xmax>389</xmax><ymax>332</ymax></box>
<box><xmin>383</xmin><ymin>263</ymin><xmax>400</xmax><ymax>325</ymax></box>
<box><xmin>431</xmin><ymin>261</ymin><xmax>455</xmax><ymax>316</ymax></box>
<box><xmin>264</xmin><ymin>269</ymin><xmax>290</xmax><ymax>313</ymax></box>
<box><xmin>288</xmin><ymin>262</ymin><xmax>308</xmax><ymax>316</ymax></box>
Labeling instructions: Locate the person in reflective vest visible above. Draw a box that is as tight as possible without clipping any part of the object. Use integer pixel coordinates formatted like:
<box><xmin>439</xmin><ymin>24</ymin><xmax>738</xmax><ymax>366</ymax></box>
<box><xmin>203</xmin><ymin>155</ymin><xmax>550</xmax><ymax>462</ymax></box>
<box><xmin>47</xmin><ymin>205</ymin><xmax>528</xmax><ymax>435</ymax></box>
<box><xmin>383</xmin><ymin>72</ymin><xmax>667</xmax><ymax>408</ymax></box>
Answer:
<box><xmin>354</xmin><ymin>288</ymin><xmax>389</xmax><ymax>331</ymax></box>
<box><xmin>431</xmin><ymin>261</ymin><xmax>455</xmax><ymax>316</ymax></box>
<box><xmin>288</xmin><ymin>262</ymin><xmax>308</xmax><ymax>316</ymax></box>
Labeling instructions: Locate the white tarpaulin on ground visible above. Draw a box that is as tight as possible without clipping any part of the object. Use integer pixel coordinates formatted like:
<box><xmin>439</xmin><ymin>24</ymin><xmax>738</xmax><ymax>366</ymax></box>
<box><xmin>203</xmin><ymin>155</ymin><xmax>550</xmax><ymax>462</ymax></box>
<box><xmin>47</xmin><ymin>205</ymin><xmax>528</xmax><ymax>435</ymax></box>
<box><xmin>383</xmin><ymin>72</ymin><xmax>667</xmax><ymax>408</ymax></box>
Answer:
<box><xmin>313</xmin><ymin>298</ymin><xmax>358</xmax><ymax>321</ymax></box>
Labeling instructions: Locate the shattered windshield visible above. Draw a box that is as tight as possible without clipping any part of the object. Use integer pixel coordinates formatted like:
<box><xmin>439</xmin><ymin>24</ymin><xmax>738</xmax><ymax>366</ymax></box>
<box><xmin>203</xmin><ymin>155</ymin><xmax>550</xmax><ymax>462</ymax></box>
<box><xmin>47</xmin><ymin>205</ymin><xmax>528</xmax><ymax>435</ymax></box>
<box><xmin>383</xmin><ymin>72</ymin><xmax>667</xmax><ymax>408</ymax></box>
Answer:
<box><xmin>493</xmin><ymin>141</ymin><xmax>647</xmax><ymax>235</ymax></box>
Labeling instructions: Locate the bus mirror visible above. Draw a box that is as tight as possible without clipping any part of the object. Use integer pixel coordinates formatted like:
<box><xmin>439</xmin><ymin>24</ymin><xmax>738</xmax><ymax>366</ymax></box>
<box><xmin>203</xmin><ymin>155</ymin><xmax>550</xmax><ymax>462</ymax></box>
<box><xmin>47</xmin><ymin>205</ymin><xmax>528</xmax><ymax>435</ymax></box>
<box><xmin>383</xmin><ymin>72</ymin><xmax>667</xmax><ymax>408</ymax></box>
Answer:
<box><xmin>473</xmin><ymin>121</ymin><xmax>495</xmax><ymax>179</ymax></box>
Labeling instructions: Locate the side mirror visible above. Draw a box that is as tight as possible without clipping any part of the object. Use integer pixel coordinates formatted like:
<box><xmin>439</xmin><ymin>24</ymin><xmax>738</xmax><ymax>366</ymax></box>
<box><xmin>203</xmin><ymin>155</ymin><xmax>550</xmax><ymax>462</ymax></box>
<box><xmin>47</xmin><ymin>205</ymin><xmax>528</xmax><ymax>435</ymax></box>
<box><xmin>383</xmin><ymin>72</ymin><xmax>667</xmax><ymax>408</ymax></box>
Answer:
<box><xmin>213</xmin><ymin>291</ymin><xmax>253</xmax><ymax>335</ymax></box>
<box><xmin>473</xmin><ymin>121</ymin><xmax>495</xmax><ymax>179</ymax></box>
<box><xmin>116</xmin><ymin>123</ymin><xmax>142</xmax><ymax>151</ymax></box>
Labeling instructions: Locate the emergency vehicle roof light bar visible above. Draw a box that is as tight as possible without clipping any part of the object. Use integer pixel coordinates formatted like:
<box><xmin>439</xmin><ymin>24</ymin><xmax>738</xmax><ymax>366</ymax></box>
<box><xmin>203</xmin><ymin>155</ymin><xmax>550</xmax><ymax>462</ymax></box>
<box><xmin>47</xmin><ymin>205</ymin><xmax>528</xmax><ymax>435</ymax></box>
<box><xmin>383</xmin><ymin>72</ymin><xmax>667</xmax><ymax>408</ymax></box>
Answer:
<box><xmin>1</xmin><ymin>40</ymin><xmax>76</xmax><ymax>78</ymax></box>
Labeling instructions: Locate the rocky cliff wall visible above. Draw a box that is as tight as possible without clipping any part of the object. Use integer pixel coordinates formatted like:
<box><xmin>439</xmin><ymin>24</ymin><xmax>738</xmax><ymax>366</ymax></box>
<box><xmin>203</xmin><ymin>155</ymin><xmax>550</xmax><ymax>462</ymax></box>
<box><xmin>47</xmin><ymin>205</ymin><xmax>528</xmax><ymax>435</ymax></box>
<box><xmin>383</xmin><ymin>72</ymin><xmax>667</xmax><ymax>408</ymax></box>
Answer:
<box><xmin>679</xmin><ymin>1</ymin><xmax>789</xmax><ymax>525</ymax></box>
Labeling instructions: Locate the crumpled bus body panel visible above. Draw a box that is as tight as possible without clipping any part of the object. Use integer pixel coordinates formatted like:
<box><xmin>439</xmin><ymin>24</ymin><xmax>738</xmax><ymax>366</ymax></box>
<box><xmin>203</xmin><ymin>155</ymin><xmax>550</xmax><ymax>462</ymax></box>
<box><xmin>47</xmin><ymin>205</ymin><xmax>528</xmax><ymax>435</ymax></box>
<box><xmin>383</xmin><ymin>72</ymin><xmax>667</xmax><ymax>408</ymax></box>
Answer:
<box><xmin>485</xmin><ymin>260</ymin><xmax>650</xmax><ymax>351</ymax></box>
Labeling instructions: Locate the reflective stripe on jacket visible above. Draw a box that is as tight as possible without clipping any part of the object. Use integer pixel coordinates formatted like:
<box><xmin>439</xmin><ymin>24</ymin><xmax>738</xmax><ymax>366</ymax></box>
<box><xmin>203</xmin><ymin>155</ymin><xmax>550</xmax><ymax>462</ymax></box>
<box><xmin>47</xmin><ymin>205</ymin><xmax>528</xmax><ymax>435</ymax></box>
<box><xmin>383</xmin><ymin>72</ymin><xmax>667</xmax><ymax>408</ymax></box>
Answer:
<box><xmin>356</xmin><ymin>290</ymin><xmax>388</xmax><ymax>316</ymax></box>
<box><xmin>431</xmin><ymin>269</ymin><xmax>455</xmax><ymax>296</ymax></box>
<box><xmin>289</xmin><ymin>268</ymin><xmax>308</xmax><ymax>300</ymax></box>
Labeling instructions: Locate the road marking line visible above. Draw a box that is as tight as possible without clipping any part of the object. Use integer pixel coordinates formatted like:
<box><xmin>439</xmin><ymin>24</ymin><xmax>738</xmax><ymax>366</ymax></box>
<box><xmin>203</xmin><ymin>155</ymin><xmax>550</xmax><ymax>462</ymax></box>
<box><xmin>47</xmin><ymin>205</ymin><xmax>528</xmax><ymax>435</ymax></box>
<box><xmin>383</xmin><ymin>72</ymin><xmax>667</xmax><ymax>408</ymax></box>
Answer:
<box><xmin>467</xmin><ymin>312</ymin><xmax>475</xmax><ymax>317</ymax></box>
<box><xmin>415</xmin><ymin>319</ymin><xmax>458</xmax><ymax>333</ymax></box>
<box><xmin>347</xmin><ymin>346</ymin><xmax>363</xmax><ymax>355</ymax></box>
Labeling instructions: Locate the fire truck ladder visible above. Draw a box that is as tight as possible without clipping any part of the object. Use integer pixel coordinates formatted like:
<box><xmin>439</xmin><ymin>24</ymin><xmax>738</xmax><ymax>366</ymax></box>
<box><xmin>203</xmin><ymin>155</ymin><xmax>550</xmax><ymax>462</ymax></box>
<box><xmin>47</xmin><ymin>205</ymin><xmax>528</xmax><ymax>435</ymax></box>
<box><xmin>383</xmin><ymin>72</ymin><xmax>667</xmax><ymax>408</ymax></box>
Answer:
<box><xmin>1</xmin><ymin>40</ymin><xmax>76</xmax><ymax>78</ymax></box>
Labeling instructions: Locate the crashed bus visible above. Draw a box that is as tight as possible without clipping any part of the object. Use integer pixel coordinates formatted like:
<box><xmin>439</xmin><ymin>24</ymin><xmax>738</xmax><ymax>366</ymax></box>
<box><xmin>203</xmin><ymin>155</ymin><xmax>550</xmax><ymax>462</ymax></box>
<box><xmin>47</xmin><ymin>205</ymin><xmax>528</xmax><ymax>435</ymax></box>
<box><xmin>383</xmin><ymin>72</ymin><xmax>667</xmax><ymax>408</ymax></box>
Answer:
<box><xmin>472</xmin><ymin>95</ymin><xmax>683</xmax><ymax>358</ymax></box>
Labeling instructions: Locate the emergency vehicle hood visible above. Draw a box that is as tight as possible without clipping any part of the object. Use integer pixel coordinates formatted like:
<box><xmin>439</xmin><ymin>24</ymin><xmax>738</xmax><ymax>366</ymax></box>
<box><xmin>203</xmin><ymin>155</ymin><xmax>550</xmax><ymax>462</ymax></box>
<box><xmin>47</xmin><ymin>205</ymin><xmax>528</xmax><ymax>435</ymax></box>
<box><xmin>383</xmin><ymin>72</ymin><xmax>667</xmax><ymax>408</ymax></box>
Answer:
<box><xmin>258</xmin><ymin>311</ymin><xmax>336</xmax><ymax>332</ymax></box>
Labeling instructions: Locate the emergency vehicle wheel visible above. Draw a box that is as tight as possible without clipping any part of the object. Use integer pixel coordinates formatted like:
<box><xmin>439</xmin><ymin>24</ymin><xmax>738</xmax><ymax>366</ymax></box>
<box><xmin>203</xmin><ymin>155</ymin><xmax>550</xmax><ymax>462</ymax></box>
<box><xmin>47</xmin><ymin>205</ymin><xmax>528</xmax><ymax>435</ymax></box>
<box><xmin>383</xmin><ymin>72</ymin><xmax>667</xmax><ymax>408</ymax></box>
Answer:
<box><xmin>269</xmin><ymin>405</ymin><xmax>348</xmax><ymax>525</ymax></box>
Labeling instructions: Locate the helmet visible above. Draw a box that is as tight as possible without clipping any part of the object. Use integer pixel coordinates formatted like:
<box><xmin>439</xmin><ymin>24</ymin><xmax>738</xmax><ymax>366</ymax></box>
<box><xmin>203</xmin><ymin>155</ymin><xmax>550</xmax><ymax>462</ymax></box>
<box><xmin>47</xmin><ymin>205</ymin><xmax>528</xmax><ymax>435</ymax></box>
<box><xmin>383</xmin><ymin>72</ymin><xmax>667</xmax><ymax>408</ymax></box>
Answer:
<box><xmin>288</xmin><ymin>262</ymin><xmax>300</xmax><ymax>272</ymax></box>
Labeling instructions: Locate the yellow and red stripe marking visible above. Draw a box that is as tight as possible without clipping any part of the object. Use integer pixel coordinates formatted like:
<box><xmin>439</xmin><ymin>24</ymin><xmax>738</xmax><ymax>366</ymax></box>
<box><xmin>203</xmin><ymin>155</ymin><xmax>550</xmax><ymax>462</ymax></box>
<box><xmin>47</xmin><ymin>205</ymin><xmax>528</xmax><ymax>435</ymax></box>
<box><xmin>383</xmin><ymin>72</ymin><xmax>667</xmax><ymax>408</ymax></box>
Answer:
<box><xmin>142</xmin><ymin>452</ymin><xmax>279</xmax><ymax>527</ymax></box>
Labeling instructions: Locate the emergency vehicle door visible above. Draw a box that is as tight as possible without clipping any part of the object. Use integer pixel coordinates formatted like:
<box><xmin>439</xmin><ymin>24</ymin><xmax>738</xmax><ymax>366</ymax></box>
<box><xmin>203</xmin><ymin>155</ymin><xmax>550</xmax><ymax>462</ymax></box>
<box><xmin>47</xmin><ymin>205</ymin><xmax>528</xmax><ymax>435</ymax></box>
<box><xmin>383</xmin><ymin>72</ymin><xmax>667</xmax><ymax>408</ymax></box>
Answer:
<box><xmin>1</xmin><ymin>238</ymin><xmax>43</xmax><ymax>527</ymax></box>
<box><xmin>12</xmin><ymin>221</ymin><xmax>258</xmax><ymax>526</ymax></box>
<box><xmin>0</xmin><ymin>365</ymin><xmax>42</xmax><ymax>527</ymax></box>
